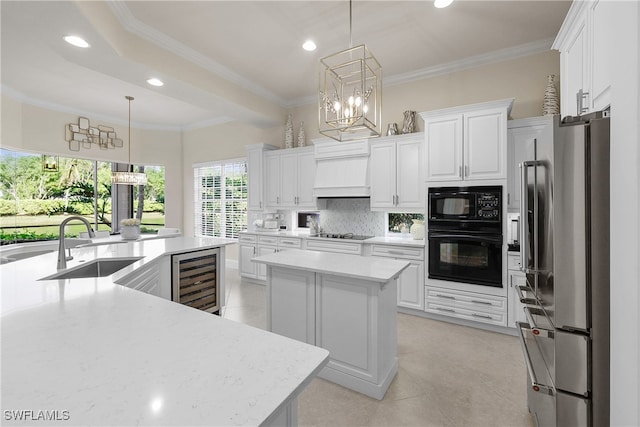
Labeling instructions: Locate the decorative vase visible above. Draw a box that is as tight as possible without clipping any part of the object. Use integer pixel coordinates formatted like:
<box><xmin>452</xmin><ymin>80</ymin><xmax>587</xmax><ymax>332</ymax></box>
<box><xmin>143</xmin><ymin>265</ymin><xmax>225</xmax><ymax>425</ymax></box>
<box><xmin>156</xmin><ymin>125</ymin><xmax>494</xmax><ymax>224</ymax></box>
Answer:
<box><xmin>386</xmin><ymin>123</ymin><xmax>398</xmax><ymax>136</ymax></box>
<box><xmin>297</xmin><ymin>122</ymin><xmax>306</xmax><ymax>147</ymax></box>
<box><xmin>120</xmin><ymin>225</ymin><xmax>140</xmax><ymax>240</ymax></box>
<box><xmin>543</xmin><ymin>74</ymin><xmax>560</xmax><ymax>116</ymax></box>
<box><xmin>410</xmin><ymin>219</ymin><xmax>425</xmax><ymax>240</ymax></box>
<box><xmin>284</xmin><ymin>114</ymin><xmax>294</xmax><ymax>148</ymax></box>
<box><xmin>402</xmin><ymin>111</ymin><xmax>416</xmax><ymax>134</ymax></box>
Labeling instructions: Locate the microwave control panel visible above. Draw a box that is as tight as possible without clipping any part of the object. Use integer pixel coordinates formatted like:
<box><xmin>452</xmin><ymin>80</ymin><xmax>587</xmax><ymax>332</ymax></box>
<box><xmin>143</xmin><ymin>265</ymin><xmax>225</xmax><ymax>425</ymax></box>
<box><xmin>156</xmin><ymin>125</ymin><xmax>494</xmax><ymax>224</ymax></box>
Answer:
<box><xmin>477</xmin><ymin>193</ymin><xmax>500</xmax><ymax>219</ymax></box>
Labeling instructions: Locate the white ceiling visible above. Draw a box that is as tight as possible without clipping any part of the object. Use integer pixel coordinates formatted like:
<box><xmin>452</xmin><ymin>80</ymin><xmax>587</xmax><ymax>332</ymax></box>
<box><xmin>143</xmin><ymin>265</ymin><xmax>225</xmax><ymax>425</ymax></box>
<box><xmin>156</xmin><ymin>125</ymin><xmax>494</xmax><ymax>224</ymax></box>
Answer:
<box><xmin>1</xmin><ymin>0</ymin><xmax>571</xmax><ymax>130</ymax></box>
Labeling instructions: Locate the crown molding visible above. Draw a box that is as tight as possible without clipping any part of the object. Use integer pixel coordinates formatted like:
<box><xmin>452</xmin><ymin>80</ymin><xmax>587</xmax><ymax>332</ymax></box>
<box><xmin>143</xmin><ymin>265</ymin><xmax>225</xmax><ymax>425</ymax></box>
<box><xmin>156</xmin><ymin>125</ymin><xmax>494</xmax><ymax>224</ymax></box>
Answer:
<box><xmin>551</xmin><ymin>1</ymin><xmax>590</xmax><ymax>50</ymax></box>
<box><xmin>107</xmin><ymin>1</ymin><xmax>288</xmax><ymax>109</ymax></box>
<box><xmin>419</xmin><ymin>98</ymin><xmax>515</xmax><ymax>119</ymax></box>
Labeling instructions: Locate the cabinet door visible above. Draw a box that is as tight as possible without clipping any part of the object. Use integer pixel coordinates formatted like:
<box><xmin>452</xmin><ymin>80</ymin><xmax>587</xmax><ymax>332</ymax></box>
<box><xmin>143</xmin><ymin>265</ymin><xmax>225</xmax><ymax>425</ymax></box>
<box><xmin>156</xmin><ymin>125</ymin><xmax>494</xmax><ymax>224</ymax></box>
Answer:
<box><xmin>296</xmin><ymin>151</ymin><xmax>317</xmax><ymax>208</ymax></box>
<box><xmin>369</xmin><ymin>141</ymin><xmax>397</xmax><ymax>209</ymax></box>
<box><xmin>246</xmin><ymin>148</ymin><xmax>263</xmax><ymax>210</ymax></box>
<box><xmin>396</xmin><ymin>139</ymin><xmax>424</xmax><ymax>209</ymax></box>
<box><xmin>425</xmin><ymin>114</ymin><xmax>463</xmax><ymax>181</ymax></box>
<box><xmin>279</xmin><ymin>153</ymin><xmax>298</xmax><ymax>208</ymax></box>
<box><xmin>268</xmin><ymin>267</ymin><xmax>316</xmax><ymax>345</ymax></box>
<box><xmin>397</xmin><ymin>260</ymin><xmax>424</xmax><ymax>310</ymax></box>
<box><xmin>257</xmin><ymin>246</ymin><xmax>277</xmax><ymax>281</ymax></box>
<box><xmin>239</xmin><ymin>244</ymin><xmax>257</xmax><ymax>279</ymax></box>
<box><xmin>508</xmin><ymin>271</ymin><xmax>528</xmax><ymax>328</ymax></box>
<box><xmin>561</xmin><ymin>14</ymin><xmax>589</xmax><ymax>116</ymax></box>
<box><xmin>589</xmin><ymin>0</ymin><xmax>613</xmax><ymax>111</ymax></box>
<box><xmin>264</xmin><ymin>154</ymin><xmax>281</xmax><ymax>208</ymax></box>
<box><xmin>464</xmin><ymin>108</ymin><xmax>506</xmax><ymax>180</ymax></box>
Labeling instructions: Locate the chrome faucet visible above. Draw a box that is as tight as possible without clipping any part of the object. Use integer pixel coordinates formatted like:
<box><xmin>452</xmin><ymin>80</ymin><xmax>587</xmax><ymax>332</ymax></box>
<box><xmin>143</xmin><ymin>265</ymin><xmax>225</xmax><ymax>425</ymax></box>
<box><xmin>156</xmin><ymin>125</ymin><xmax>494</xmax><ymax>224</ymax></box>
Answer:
<box><xmin>57</xmin><ymin>216</ymin><xmax>95</xmax><ymax>270</ymax></box>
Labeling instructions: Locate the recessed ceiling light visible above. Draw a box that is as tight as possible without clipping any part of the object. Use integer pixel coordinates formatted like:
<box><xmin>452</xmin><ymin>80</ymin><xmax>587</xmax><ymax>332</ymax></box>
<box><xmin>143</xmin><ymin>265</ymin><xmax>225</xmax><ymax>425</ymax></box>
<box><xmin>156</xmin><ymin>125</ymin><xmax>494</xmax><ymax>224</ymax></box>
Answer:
<box><xmin>302</xmin><ymin>40</ymin><xmax>317</xmax><ymax>52</ymax></box>
<box><xmin>434</xmin><ymin>0</ymin><xmax>453</xmax><ymax>8</ymax></box>
<box><xmin>146</xmin><ymin>78</ymin><xmax>164</xmax><ymax>87</ymax></box>
<box><xmin>63</xmin><ymin>35</ymin><xmax>90</xmax><ymax>48</ymax></box>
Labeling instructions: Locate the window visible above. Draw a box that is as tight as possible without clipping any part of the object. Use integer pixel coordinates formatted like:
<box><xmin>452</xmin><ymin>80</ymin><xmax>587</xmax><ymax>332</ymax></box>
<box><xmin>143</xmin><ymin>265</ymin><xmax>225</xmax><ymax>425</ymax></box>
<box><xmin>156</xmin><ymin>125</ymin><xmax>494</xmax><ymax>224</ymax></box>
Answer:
<box><xmin>387</xmin><ymin>212</ymin><xmax>424</xmax><ymax>234</ymax></box>
<box><xmin>194</xmin><ymin>159</ymin><xmax>247</xmax><ymax>239</ymax></box>
<box><xmin>0</xmin><ymin>148</ymin><xmax>165</xmax><ymax>244</ymax></box>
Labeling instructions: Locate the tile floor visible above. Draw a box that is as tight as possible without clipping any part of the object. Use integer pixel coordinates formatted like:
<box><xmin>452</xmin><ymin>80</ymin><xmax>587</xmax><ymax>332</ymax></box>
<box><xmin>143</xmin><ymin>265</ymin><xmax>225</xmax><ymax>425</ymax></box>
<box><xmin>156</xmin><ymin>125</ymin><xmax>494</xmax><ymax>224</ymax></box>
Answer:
<box><xmin>222</xmin><ymin>268</ymin><xmax>534</xmax><ymax>427</ymax></box>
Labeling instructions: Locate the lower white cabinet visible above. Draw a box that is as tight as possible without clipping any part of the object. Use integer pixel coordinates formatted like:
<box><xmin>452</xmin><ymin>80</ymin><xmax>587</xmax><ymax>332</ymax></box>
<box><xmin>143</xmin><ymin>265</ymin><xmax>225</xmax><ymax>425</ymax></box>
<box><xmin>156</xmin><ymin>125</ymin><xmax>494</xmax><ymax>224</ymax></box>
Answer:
<box><xmin>269</xmin><ymin>268</ymin><xmax>316</xmax><ymax>344</ymax></box>
<box><xmin>116</xmin><ymin>259</ymin><xmax>161</xmax><ymax>297</ymax></box>
<box><xmin>305</xmin><ymin>239</ymin><xmax>364</xmax><ymax>255</ymax></box>
<box><xmin>425</xmin><ymin>286</ymin><xmax>507</xmax><ymax>327</ymax></box>
<box><xmin>507</xmin><ymin>252</ymin><xmax>527</xmax><ymax>328</ymax></box>
<box><xmin>239</xmin><ymin>233</ymin><xmax>303</xmax><ymax>283</ymax></box>
<box><xmin>239</xmin><ymin>234</ymin><xmax>258</xmax><ymax>280</ymax></box>
<box><xmin>370</xmin><ymin>244</ymin><xmax>425</xmax><ymax>310</ymax></box>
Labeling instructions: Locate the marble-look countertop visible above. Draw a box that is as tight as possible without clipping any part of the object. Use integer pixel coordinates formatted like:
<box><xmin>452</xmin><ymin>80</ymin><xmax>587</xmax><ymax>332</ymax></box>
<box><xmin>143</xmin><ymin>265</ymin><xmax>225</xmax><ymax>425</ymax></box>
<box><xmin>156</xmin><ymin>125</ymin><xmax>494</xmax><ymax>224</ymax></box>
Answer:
<box><xmin>240</xmin><ymin>230</ymin><xmax>426</xmax><ymax>247</ymax></box>
<box><xmin>1</xmin><ymin>237</ymin><xmax>329</xmax><ymax>426</ymax></box>
<box><xmin>252</xmin><ymin>249</ymin><xmax>410</xmax><ymax>283</ymax></box>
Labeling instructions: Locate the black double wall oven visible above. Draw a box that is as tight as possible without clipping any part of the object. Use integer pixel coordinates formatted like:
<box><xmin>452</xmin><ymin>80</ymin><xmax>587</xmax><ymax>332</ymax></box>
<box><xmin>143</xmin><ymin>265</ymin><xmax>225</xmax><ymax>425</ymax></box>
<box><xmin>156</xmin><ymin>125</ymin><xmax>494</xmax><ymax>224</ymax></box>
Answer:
<box><xmin>428</xmin><ymin>186</ymin><xmax>503</xmax><ymax>287</ymax></box>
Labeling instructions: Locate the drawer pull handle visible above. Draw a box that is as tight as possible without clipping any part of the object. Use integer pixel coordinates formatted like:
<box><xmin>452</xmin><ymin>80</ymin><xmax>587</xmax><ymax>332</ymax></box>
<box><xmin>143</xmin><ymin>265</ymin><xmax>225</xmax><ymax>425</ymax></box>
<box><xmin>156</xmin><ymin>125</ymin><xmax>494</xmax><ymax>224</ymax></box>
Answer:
<box><xmin>436</xmin><ymin>307</ymin><xmax>455</xmax><ymax>313</ymax></box>
<box><xmin>471</xmin><ymin>300</ymin><xmax>492</xmax><ymax>305</ymax></box>
<box><xmin>436</xmin><ymin>294</ymin><xmax>455</xmax><ymax>300</ymax></box>
<box><xmin>472</xmin><ymin>313</ymin><xmax>493</xmax><ymax>319</ymax></box>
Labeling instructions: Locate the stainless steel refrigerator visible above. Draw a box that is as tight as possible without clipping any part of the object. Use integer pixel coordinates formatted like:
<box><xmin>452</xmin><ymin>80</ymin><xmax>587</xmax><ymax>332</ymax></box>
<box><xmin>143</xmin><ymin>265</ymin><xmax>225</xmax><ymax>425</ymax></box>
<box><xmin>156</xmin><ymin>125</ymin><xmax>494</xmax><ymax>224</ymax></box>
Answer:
<box><xmin>515</xmin><ymin>112</ymin><xmax>610</xmax><ymax>427</ymax></box>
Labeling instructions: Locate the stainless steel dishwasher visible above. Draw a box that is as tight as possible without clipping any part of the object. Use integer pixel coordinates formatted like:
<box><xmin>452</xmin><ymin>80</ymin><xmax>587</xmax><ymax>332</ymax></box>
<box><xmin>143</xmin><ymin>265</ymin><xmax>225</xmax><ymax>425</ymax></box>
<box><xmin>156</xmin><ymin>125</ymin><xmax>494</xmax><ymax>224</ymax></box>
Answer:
<box><xmin>171</xmin><ymin>248</ymin><xmax>220</xmax><ymax>315</ymax></box>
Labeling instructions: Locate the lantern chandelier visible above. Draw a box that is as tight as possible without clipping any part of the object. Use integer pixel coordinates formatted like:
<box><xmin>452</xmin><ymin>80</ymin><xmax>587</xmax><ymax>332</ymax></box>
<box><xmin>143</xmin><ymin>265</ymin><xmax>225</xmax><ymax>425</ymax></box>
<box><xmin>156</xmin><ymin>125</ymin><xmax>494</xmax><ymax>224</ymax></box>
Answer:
<box><xmin>111</xmin><ymin>96</ymin><xmax>147</xmax><ymax>186</ymax></box>
<box><xmin>318</xmin><ymin>0</ymin><xmax>382</xmax><ymax>142</ymax></box>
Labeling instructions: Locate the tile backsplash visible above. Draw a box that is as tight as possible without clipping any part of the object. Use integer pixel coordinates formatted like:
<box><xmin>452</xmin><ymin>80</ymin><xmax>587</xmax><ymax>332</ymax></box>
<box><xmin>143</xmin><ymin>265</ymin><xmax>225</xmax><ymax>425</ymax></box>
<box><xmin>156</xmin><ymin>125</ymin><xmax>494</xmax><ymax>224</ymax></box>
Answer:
<box><xmin>319</xmin><ymin>198</ymin><xmax>385</xmax><ymax>236</ymax></box>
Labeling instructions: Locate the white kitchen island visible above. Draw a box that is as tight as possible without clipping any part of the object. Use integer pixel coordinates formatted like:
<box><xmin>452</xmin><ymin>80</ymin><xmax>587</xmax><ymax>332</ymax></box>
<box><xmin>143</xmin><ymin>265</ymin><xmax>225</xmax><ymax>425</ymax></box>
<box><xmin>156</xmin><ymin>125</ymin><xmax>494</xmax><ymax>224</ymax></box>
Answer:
<box><xmin>253</xmin><ymin>249</ymin><xmax>409</xmax><ymax>400</ymax></box>
<box><xmin>1</xmin><ymin>237</ymin><xmax>329</xmax><ymax>426</ymax></box>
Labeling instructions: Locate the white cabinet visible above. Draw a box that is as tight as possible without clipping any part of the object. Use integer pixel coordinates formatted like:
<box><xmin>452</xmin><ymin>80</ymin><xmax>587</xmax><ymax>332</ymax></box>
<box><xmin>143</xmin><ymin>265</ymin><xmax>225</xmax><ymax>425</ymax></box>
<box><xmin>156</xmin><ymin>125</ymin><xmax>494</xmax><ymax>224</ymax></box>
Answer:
<box><xmin>239</xmin><ymin>233</ymin><xmax>303</xmax><ymax>283</ymax></box>
<box><xmin>370</xmin><ymin>133</ymin><xmax>424</xmax><ymax>212</ymax></box>
<box><xmin>239</xmin><ymin>234</ymin><xmax>258</xmax><ymax>280</ymax></box>
<box><xmin>370</xmin><ymin>244</ymin><xmax>424</xmax><ymax>310</ymax></box>
<box><xmin>268</xmin><ymin>268</ymin><xmax>316</xmax><ymax>344</ymax></box>
<box><xmin>305</xmin><ymin>239</ymin><xmax>364</xmax><ymax>255</ymax></box>
<box><xmin>116</xmin><ymin>259</ymin><xmax>161</xmax><ymax>297</ymax></box>
<box><xmin>246</xmin><ymin>144</ymin><xmax>278</xmax><ymax>211</ymax></box>
<box><xmin>553</xmin><ymin>0</ymin><xmax>613</xmax><ymax>116</ymax></box>
<box><xmin>265</xmin><ymin>147</ymin><xmax>316</xmax><ymax>209</ymax></box>
<box><xmin>507</xmin><ymin>116</ymin><xmax>554</xmax><ymax>211</ymax></box>
<box><xmin>425</xmin><ymin>286</ymin><xmax>508</xmax><ymax>327</ymax></box>
<box><xmin>420</xmin><ymin>99</ymin><xmax>513</xmax><ymax>183</ymax></box>
<box><xmin>507</xmin><ymin>253</ymin><xmax>527</xmax><ymax>328</ymax></box>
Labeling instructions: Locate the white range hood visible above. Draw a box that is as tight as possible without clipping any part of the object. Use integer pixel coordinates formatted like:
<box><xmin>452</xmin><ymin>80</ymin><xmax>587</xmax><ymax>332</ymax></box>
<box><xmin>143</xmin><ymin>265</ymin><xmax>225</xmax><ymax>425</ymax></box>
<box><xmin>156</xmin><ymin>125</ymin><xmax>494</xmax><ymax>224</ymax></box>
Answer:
<box><xmin>312</xmin><ymin>139</ymin><xmax>370</xmax><ymax>198</ymax></box>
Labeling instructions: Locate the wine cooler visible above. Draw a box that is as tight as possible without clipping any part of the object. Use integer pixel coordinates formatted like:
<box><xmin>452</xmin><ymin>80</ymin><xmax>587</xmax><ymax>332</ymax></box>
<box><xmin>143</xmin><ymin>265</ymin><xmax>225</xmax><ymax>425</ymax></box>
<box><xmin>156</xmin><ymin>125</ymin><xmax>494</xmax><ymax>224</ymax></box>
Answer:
<box><xmin>171</xmin><ymin>248</ymin><xmax>220</xmax><ymax>314</ymax></box>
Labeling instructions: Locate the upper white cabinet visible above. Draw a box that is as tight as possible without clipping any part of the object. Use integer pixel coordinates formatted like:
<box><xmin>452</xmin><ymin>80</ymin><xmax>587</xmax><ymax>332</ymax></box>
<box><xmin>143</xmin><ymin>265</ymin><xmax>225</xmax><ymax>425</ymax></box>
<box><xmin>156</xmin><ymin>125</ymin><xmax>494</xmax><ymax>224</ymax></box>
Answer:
<box><xmin>369</xmin><ymin>133</ymin><xmax>424</xmax><ymax>212</ymax></box>
<box><xmin>553</xmin><ymin>0</ymin><xmax>613</xmax><ymax>116</ymax></box>
<box><xmin>420</xmin><ymin>99</ymin><xmax>513</xmax><ymax>183</ymax></box>
<box><xmin>246</xmin><ymin>144</ymin><xmax>278</xmax><ymax>211</ymax></box>
<box><xmin>265</xmin><ymin>146</ymin><xmax>316</xmax><ymax>210</ymax></box>
<box><xmin>507</xmin><ymin>116</ymin><xmax>554</xmax><ymax>211</ymax></box>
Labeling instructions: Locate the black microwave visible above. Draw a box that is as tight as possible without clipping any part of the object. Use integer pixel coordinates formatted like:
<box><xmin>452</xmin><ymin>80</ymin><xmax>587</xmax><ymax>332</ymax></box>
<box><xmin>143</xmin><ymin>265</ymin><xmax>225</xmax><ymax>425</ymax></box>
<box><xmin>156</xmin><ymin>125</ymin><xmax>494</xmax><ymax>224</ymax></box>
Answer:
<box><xmin>428</xmin><ymin>186</ymin><xmax>502</xmax><ymax>224</ymax></box>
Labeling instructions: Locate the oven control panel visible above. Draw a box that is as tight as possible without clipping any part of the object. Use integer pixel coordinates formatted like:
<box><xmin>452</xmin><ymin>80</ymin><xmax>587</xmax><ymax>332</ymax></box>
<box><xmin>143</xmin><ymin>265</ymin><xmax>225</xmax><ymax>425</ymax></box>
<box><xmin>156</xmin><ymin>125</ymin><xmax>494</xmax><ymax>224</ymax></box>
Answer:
<box><xmin>477</xmin><ymin>193</ymin><xmax>500</xmax><ymax>219</ymax></box>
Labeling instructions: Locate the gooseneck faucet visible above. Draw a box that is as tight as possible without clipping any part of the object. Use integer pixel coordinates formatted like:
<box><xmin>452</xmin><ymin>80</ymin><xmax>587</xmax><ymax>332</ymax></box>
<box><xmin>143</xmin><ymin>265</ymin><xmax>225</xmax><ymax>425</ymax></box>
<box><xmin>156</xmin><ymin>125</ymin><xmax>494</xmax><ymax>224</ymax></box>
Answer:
<box><xmin>57</xmin><ymin>216</ymin><xmax>95</xmax><ymax>270</ymax></box>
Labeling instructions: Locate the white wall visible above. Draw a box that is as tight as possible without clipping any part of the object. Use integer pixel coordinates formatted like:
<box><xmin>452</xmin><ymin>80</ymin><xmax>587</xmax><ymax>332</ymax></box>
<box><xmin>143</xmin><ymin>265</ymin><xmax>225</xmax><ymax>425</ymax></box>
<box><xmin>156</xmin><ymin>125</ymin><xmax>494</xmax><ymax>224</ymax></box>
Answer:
<box><xmin>609</xmin><ymin>2</ymin><xmax>640</xmax><ymax>425</ymax></box>
<box><xmin>0</xmin><ymin>96</ymin><xmax>183</xmax><ymax>229</ymax></box>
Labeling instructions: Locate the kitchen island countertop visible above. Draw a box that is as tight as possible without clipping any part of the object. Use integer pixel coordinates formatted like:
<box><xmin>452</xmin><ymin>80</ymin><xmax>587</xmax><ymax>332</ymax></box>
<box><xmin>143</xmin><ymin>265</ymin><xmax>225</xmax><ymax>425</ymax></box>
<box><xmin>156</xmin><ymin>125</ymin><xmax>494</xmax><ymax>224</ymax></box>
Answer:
<box><xmin>1</xmin><ymin>237</ymin><xmax>329</xmax><ymax>426</ymax></box>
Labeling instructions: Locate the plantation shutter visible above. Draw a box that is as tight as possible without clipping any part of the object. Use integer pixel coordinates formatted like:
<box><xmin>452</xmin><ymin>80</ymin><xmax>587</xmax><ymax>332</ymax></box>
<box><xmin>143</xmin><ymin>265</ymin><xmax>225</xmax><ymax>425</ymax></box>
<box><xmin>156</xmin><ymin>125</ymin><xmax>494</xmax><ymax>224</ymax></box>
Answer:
<box><xmin>193</xmin><ymin>159</ymin><xmax>247</xmax><ymax>239</ymax></box>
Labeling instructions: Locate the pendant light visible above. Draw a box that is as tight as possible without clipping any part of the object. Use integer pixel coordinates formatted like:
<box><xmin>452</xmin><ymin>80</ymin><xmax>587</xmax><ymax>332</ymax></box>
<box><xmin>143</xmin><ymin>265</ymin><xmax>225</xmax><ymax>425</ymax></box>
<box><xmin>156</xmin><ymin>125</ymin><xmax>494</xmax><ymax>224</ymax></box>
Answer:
<box><xmin>111</xmin><ymin>96</ymin><xmax>147</xmax><ymax>185</ymax></box>
<box><xmin>318</xmin><ymin>0</ymin><xmax>382</xmax><ymax>142</ymax></box>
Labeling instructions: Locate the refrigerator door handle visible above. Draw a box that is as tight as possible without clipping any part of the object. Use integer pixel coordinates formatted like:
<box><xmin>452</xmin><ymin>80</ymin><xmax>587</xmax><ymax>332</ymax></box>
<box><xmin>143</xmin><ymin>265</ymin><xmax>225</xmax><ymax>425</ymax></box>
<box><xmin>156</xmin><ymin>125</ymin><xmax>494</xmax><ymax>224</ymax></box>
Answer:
<box><xmin>523</xmin><ymin>305</ymin><xmax>554</xmax><ymax>338</ymax></box>
<box><xmin>516</xmin><ymin>322</ymin><xmax>555</xmax><ymax>396</ymax></box>
<box><xmin>519</xmin><ymin>160</ymin><xmax>539</xmax><ymax>275</ymax></box>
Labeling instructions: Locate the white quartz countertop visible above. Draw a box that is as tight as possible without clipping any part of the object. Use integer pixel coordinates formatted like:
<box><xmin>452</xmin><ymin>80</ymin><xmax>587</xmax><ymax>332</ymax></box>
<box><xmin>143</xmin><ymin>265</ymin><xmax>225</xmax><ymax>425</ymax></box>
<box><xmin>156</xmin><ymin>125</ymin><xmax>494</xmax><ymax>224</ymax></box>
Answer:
<box><xmin>252</xmin><ymin>249</ymin><xmax>410</xmax><ymax>283</ymax></box>
<box><xmin>240</xmin><ymin>231</ymin><xmax>426</xmax><ymax>247</ymax></box>
<box><xmin>1</xmin><ymin>237</ymin><xmax>329</xmax><ymax>426</ymax></box>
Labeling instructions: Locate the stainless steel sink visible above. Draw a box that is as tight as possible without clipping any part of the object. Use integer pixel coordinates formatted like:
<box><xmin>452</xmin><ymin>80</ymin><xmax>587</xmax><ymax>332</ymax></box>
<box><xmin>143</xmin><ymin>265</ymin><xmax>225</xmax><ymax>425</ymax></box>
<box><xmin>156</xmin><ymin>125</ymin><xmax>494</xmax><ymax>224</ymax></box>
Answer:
<box><xmin>39</xmin><ymin>257</ymin><xmax>143</xmax><ymax>280</ymax></box>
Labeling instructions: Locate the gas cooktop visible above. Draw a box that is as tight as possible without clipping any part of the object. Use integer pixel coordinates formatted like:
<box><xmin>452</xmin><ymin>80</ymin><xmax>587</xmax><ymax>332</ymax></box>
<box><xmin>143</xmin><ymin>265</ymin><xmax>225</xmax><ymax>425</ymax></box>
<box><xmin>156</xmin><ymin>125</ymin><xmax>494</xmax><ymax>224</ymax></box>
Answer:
<box><xmin>311</xmin><ymin>233</ymin><xmax>373</xmax><ymax>240</ymax></box>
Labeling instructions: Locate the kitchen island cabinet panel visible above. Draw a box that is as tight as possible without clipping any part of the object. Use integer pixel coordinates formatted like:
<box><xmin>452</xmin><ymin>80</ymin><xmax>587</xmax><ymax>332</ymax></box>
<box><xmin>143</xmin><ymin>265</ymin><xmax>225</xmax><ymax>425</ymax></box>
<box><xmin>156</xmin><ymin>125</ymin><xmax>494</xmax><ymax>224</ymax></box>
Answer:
<box><xmin>269</xmin><ymin>267</ymin><xmax>315</xmax><ymax>344</ymax></box>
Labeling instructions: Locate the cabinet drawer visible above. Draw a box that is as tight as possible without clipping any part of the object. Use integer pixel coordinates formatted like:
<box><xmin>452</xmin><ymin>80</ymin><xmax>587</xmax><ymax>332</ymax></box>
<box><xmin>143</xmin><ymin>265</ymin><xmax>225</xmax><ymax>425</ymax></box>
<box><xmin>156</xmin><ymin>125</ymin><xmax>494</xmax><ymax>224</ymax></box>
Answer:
<box><xmin>425</xmin><ymin>287</ymin><xmax>506</xmax><ymax>313</ymax></box>
<box><xmin>239</xmin><ymin>234</ymin><xmax>257</xmax><ymax>243</ymax></box>
<box><xmin>306</xmin><ymin>239</ymin><xmax>363</xmax><ymax>255</ymax></box>
<box><xmin>507</xmin><ymin>253</ymin><xmax>522</xmax><ymax>270</ymax></box>
<box><xmin>425</xmin><ymin>300</ymin><xmax>507</xmax><ymax>327</ymax></box>
<box><xmin>258</xmin><ymin>236</ymin><xmax>279</xmax><ymax>246</ymax></box>
<box><xmin>278</xmin><ymin>237</ymin><xmax>302</xmax><ymax>249</ymax></box>
<box><xmin>370</xmin><ymin>244</ymin><xmax>424</xmax><ymax>260</ymax></box>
